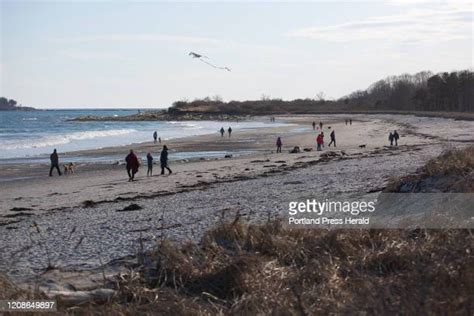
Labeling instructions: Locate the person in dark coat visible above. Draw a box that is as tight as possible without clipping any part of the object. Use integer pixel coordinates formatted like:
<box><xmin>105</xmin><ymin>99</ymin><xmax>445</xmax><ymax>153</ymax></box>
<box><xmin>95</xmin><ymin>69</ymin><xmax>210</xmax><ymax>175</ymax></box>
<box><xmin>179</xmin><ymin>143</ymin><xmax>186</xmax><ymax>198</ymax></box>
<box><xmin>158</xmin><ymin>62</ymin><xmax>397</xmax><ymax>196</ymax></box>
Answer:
<box><xmin>49</xmin><ymin>149</ymin><xmax>62</xmax><ymax>176</ymax></box>
<box><xmin>160</xmin><ymin>145</ymin><xmax>172</xmax><ymax>175</ymax></box>
<box><xmin>220</xmin><ymin>127</ymin><xmax>225</xmax><ymax>137</ymax></box>
<box><xmin>125</xmin><ymin>149</ymin><xmax>140</xmax><ymax>181</ymax></box>
<box><xmin>153</xmin><ymin>131</ymin><xmax>158</xmax><ymax>143</ymax></box>
<box><xmin>312</xmin><ymin>121</ymin><xmax>316</xmax><ymax>130</ymax></box>
<box><xmin>228</xmin><ymin>127</ymin><xmax>232</xmax><ymax>137</ymax></box>
<box><xmin>146</xmin><ymin>152</ymin><xmax>153</xmax><ymax>176</ymax></box>
<box><xmin>389</xmin><ymin>132</ymin><xmax>394</xmax><ymax>146</ymax></box>
<box><xmin>328</xmin><ymin>130</ymin><xmax>336</xmax><ymax>147</ymax></box>
<box><xmin>276</xmin><ymin>137</ymin><xmax>282</xmax><ymax>153</ymax></box>
<box><xmin>319</xmin><ymin>121</ymin><xmax>323</xmax><ymax>130</ymax></box>
<box><xmin>393</xmin><ymin>130</ymin><xmax>400</xmax><ymax>146</ymax></box>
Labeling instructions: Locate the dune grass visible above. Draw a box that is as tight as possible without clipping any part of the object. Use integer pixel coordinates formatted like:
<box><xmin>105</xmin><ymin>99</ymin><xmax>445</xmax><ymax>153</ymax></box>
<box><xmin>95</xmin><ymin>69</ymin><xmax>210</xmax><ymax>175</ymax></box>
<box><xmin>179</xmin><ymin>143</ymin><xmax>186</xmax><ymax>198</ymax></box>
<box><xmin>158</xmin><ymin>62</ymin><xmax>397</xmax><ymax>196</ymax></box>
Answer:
<box><xmin>61</xmin><ymin>219</ymin><xmax>472</xmax><ymax>315</ymax></box>
<box><xmin>385</xmin><ymin>146</ymin><xmax>474</xmax><ymax>193</ymax></box>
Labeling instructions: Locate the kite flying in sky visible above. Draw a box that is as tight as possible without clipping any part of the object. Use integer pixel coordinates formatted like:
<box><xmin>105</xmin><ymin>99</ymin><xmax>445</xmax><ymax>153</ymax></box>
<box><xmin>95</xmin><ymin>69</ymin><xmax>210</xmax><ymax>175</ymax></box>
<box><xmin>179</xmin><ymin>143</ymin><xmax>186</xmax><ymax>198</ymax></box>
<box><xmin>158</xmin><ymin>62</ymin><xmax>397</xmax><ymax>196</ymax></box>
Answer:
<box><xmin>189</xmin><ymin>52</ymin><xmax>231</xmax><ymax>72</ymax></box>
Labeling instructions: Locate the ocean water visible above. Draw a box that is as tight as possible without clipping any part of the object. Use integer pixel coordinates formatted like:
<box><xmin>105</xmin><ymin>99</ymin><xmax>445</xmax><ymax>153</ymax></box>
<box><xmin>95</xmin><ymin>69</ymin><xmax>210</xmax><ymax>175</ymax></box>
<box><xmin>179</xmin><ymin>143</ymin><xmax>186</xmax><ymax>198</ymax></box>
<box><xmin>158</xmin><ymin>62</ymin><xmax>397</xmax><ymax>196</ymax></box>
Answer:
<box><xmin>0</xmin><ymin>109</ymin><xmax>285</xmax><ymax>161</ymax></box>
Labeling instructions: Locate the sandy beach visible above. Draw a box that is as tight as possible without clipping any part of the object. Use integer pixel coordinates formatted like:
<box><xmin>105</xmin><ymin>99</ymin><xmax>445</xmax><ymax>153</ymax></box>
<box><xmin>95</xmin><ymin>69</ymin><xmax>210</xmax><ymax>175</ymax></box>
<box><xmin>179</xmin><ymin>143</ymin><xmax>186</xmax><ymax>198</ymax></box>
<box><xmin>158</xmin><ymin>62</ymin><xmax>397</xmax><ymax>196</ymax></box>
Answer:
<box><xmin>1</xmin><ymin>114</ymin><xmax>473</xmax><ymax>289</ymax></box>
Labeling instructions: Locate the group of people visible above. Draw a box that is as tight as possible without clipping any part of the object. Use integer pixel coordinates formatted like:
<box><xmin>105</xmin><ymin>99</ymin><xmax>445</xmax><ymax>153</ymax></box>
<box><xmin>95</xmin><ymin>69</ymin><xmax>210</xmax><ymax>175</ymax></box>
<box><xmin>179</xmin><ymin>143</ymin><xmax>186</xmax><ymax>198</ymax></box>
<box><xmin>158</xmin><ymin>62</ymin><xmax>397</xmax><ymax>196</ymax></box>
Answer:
<box><xmin>48</xmin><ymin>119</ymin><xmax>402</xmax><ymax>180</ymax></box>
<box><xmin>275</xmin><ymin>129</ymin><xmax>337</xmax><ymax>153</ymax></box>
<box><xmin>276</xmin><ymin>118</ymin><xmax>404</xmax><ymax>153</ymax></box>
<box><xmin>125</xmin><ymin>145</ymin><xmax>172</xmax><ymax>182</ymax></box>
<box><xmin>388</xmin><ymin>130</ymin><xmax>400</xmax><ymax>146</ymax></box>
<box><xmin>220</xmin><ymin>127</ymin><xmax>232</xmax><ymax>137</ymax></box>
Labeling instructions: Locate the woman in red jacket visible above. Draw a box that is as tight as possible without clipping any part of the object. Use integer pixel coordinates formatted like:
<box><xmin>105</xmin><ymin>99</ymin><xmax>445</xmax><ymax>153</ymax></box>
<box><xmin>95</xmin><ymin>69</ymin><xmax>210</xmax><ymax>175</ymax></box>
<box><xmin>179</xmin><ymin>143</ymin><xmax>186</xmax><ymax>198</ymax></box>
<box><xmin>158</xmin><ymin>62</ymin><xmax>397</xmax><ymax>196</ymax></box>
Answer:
<box><xmin>316</xmin><ymin>133</ymin><xmax>324</xmax><ymax>151</ymax></box>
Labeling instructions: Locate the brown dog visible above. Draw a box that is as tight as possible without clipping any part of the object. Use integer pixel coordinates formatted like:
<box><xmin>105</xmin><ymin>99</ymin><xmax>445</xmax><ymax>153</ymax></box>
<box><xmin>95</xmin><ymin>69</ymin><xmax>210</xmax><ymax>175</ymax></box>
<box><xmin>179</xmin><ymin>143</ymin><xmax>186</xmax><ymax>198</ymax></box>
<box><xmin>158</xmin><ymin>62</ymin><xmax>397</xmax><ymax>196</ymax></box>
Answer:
<box><xmin>63</xmin><ymin>163</ymin><xmax>76</xmax><ymax>175</ymax></box>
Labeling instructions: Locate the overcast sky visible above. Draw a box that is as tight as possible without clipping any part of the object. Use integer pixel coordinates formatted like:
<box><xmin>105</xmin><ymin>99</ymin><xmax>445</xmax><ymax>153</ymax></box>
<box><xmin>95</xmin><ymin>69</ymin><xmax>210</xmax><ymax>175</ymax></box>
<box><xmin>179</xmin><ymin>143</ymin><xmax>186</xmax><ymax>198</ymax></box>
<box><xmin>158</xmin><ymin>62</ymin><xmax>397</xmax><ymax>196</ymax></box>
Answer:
<box><xmin>1</xmin><ymin>0</ymin><xmax>472</xmax><ymax>109</ymax></box>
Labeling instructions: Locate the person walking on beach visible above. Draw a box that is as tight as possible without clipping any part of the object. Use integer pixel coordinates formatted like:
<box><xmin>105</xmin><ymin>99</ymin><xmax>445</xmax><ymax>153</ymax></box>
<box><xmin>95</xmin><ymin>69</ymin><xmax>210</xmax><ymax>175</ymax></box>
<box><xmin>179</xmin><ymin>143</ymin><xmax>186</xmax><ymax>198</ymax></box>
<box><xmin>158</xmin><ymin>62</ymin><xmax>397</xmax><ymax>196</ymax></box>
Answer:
<box><xmin>276</xmin><ymin>137</ymin><xmax>282</xmax><ymax>153</ymax></box>
<box><xmin>389</xmin><ymin>132</ymin><xmax>394</xmax><ymax>146</ymax></box>
<box><xmin>146</xmin><ymin>152</ymin><xmax>153</xmax><ymax>176</ymax></box>
<box><xmin>49</xmin><ymin>149</ymin><xmax>62</xmax><ymax>176</ymax></box>
<box><xmin>153</xmin><ymin>131</ymin><xmax>158</xmax><ymax>144</ymax></box>
<box><xmin>125</xmin><ymin>149</ymin><xmax>140</xmax><ymax>182</ymax></box>
<box><xmin>228</xmin><ymin>127</ymin><xmax>232</xmax><ymax>137</ymax></box>
<box><xmin>160</xmin><ymin>145</ymin><xmax>172</xmax><ymax>175</ymax></box>
<box><xmin>316</xmin><ymin>133</ymin><xmax>324</xmax><ymax>151</ymax></box>
<box><xmin>220</xmin><ymin>127</ymin><xmax>225</xmax><ymax>137</ymax></box>
<box><xmin>159</xmin><ymin>137</ymin><xmax>161</xmax><ymax>144</ymax></box>
<box><xmin>320</xmin><ymin>131</ymin><xmax>325</xmax><ymax>148</ymax></box>
<box><xmin>349</xmin><ymin>119</ymin><xmax>352</xmax><ymax>125</ymax></box>
<box><xmin>393</xmin><ymin>130</ymin><xmax>400</xmax><ymax>146</ymax></box>
<box><xmin>345</xmin><ymin>119</ymin><xmax>348</xmax><ymax>125</ymax></box>
<box><xmin>312</xmin><ymin>121</ymin><xmax>316</xmax><ymax>130</ymax></box>
<box><xmin>319</xmin><ymin>121</ymin><xmax>323</xmax><ymax>130</ymax></box>
<box><xmin>328</xmin><ymin>130</ymin><xmax>336</xmax><ymax>147</ymax></box>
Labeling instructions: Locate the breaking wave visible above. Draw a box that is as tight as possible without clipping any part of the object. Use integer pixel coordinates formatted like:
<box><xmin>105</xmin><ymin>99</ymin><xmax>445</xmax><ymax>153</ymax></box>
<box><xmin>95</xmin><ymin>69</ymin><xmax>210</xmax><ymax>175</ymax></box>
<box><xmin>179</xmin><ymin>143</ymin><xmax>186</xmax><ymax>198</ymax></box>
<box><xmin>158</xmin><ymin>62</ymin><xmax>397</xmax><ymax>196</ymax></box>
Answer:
<box><xmin>1</xmin><ymin>129</ymin><xmax>137</xmax><ymax>150</ymax></box>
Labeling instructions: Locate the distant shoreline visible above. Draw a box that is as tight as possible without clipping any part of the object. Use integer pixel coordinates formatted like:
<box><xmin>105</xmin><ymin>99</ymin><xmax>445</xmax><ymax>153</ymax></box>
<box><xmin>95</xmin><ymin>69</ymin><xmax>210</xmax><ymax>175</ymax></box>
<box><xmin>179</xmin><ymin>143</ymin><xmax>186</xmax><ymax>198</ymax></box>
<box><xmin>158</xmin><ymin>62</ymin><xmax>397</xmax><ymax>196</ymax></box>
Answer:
<box><xmin>0</xmin><ymin>106</ymin><xmax>36</xmax><ymax>111</ymax></box>
<box><xmin>70</xmin><ymin>110</ymin><xmax>474</xmax><ymax>122</ymax></box>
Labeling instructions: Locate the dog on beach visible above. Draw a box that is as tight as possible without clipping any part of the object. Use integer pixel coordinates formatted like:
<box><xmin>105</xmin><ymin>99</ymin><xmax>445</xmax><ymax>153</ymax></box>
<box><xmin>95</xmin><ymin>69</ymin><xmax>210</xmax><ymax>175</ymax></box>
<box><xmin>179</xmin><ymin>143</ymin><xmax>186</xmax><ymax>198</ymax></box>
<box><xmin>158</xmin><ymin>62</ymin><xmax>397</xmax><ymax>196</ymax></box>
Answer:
<box><xmin>63</xmin><ymin>163</ymin><xmax>76</xmax><ymax>175</ymax></box>
<box><xmin>359</xmin><ymin>144</ymin><xmax>366</xmax><ymax>148</ymax></box>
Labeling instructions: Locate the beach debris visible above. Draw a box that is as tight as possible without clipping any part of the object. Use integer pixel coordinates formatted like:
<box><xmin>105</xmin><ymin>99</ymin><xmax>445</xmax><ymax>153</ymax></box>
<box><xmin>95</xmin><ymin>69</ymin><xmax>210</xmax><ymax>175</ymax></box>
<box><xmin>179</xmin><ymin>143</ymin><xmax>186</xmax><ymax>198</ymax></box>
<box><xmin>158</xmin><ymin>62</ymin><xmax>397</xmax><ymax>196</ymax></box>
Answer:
<box><xmin>68</xmin><ymin>226</ymin><xmax>77</xmax><ymax>240</ymax></box>
<box><xmin>117</xmin><ymin>203</ymin><xmax>143</xmax><ymax>212</ymax></box>
<box><xmin>284</xmin><ymin>180</ymin><xmax>304</xmax><ymax>185</ymax></box>
<box><xmin>289</xmin><ymin>146</ymin><xmax>301</xmax><ymax>154</ymax></box>
<box><xmin>0</xmin><ymin>219</ymin><xmax>21</xmax><ymax>226</ymax></box>
<box><xmin>189</xmin><ymin>51</ymin><xmax>231</xmax><ymax>71</ymax></box>
<box><xmin>74</xmin><ymin>236</ymin><xmax>85</xmax><ymax>249</ymax></box>
<box><xmin>320</xmin><ymin>151</ymin><xmax>343</xmax><ymax>159</ymax></box>
<box><xmin>82</xmin><ymin>200</ymin><xmax>97</xmax><ymax>208</ymax></box>
<box><xmin>10</xmin><ymin>207</ymin><xmax>32</xmax><ymax>212</ymax></box>
<box><xmin>303</xmin><ymin>148</ymin><xmax>313</xmax><ymax>152</ymax></box>
<box><xmin>4</xmin><ymin>212</ymin><xmax>33</xmax><ymax>218</ymax></box>
<box><xmin>224</xmin><ymin>154</ymin><xmax>233</xmax><ymax>158</ymax></box>
<box><xmin>47</xmin><ymin>288</ymin><xmax>116</xmax><ymax>306</ymax></box>
<box><xmin>251</xmin><ymin>159</ymin><xmax>270</xmax><ymax>163</ymax></box>
<box><xmin>359</xmin><ymin>144</ymin><xmax>367</xmax><ymax>148</ymax></box>
<box><xmin>32</xmin><ymin>221</ymin><xmax>41</xmax><ymax>233</ymax></box>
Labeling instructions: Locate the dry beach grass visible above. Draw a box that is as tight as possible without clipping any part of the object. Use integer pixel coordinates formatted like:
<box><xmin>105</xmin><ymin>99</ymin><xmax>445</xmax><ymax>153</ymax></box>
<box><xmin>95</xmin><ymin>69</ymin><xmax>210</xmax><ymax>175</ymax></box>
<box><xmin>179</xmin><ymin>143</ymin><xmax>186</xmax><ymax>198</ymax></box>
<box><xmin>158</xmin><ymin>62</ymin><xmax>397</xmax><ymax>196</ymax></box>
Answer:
<box><xmin>64</xmin><ymin>221</ymin><xmax>473</xmax><ymax>315</ymax></box>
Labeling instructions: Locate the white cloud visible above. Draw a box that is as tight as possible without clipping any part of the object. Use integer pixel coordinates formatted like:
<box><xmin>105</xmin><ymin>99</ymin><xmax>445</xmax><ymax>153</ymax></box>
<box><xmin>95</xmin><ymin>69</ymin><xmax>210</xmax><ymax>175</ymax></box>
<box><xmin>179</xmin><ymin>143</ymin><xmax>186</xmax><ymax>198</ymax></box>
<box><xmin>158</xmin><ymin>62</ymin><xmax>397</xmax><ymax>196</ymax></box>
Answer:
<box><xmin>285</xmin><ymin>6</ymin><xmax>472</xmax><ymax>43</ymax></box>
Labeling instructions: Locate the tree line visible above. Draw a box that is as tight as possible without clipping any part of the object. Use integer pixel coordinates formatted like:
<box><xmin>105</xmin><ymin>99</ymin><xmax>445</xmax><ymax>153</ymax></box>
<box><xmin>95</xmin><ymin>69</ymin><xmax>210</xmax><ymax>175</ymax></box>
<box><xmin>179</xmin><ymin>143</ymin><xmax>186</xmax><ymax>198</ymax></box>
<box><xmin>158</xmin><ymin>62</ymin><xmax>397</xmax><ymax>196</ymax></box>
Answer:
<box><xmin>169</xmin><ymin>70</ymin><xmax>473</xmax><ymax>115</ymax></box>
<box><xmin>0</xmin><ymin>97</ymin><xmax>34</xmax><ymax>110</ymax></box>
<box><xmin>341</xmin><ymin>70</ymin><xmax>473</xmax><ymax>112</ymax></box>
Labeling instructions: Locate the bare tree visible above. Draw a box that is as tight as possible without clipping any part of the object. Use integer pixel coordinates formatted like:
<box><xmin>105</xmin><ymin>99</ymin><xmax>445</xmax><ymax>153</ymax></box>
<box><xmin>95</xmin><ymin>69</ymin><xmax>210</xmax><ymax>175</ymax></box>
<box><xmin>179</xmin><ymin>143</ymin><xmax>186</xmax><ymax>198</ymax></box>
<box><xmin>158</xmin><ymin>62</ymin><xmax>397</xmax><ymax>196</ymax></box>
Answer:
<box><xmin>315</xmin><ymin>91</ymin><xmax>326</xmax><ymax>101</ymax></box>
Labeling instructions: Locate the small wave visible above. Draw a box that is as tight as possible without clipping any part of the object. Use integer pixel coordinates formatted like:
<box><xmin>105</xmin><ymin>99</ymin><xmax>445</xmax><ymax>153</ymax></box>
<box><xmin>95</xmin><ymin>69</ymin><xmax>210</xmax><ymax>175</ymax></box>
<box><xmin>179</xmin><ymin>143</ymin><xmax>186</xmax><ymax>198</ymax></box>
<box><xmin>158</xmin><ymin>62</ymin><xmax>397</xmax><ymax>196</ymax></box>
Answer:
<box><xmin>22</xmin><ymin>118</ymin><xmax>38</xmax><ymax>121</ymax></box>
<box><xmin>1</xmin><ymin>128</ymin><xmax>137</xmax><ymax>150</ymax></box>
<box><xmin>167</xmin><ymin>121</ymin><xmax>200</xmax><ymax>128</ymax></box>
